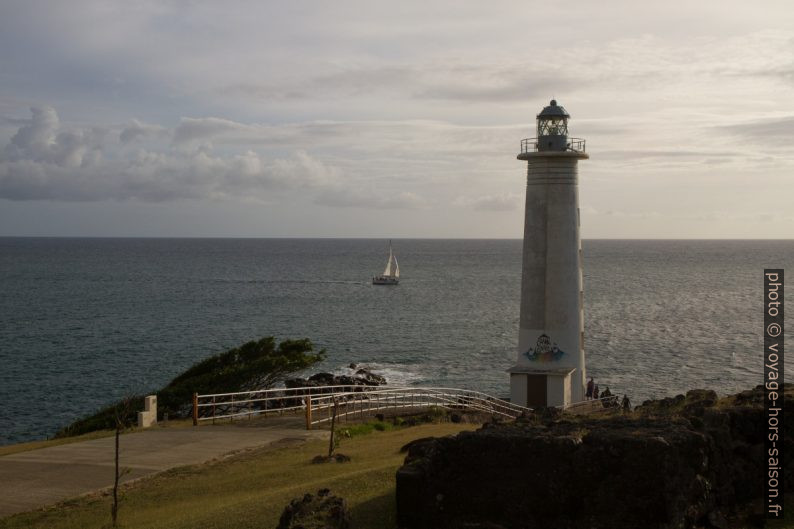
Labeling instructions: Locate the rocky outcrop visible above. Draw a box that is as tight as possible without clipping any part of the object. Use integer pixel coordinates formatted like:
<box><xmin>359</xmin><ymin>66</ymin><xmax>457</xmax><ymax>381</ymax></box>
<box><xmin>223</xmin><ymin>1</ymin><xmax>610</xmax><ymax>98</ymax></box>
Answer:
<box><xmin>396</xmin><ymin>385</ymin><xmax>792</xmax><ymax>529</ymax></box>
<box><xmin>276</xmin><ymin>488</ymin><xmax>350</xmax><ymax>529</ymax></box>
<box><xmin>285</xmin><ymin>367</ymin><xmax>386</xmax><ymax>390</ymax></box>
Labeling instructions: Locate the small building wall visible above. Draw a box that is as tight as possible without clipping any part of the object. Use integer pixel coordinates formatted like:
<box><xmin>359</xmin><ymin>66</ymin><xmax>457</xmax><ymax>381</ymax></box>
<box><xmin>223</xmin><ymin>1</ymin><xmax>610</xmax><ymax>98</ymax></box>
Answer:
<box><xmin>546</xmin><ymin>375</ymin><xmax>566</xmax><ymax>407</ymax></box>
<box><xmin>510</xmin><ymin>373</ymin><xmax>528</xmax><ymax>407</ymax></box>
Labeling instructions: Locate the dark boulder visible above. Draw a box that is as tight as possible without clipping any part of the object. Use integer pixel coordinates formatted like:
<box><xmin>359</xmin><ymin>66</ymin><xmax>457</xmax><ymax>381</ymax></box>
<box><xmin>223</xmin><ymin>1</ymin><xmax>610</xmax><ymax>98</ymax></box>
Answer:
<box><xmin>284</xmin><ymin>378</ymin><xmax>321</xmax><ymax>389</ymax></box>
<box><xmin>311</xmin><ymin>453</ymin><xmax>351</xmax><ymax>464</ymax></box>
<box><xmin>286</xmin><ymin>367</ymin><xmax>387</xmax><ymax>392</ymax></box>
<box><xmin>276</xmin><ymin>488</ymin><xmax>350</xmax><ymax>529</ymax></box>
<box><xmin>400</xmin><ymin>436</ymin><xmax>438</xmax><ymax>454</ymax></box>
<box><xmin>355</xmin><ymin>368</ymin><xmax>387</xmax><ymax>385</ymax></box>
<box><xmin>308</xmin><ymin>372</ymin><xmax>336</xmax><ymax>385</ymax></box>
<box><xmin>335</xmin><ymin>375</ymin><xmax>361</xmax><ymax>387</ymax></box>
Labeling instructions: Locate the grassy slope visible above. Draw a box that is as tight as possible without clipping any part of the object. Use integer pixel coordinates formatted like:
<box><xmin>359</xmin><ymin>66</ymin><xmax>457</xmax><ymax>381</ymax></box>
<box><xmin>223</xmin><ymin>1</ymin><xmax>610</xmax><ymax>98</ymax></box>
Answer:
<box><xmin>0</xmin><ymin>422</ymin><xmax>475</xmax><ymax>529</ymax></box>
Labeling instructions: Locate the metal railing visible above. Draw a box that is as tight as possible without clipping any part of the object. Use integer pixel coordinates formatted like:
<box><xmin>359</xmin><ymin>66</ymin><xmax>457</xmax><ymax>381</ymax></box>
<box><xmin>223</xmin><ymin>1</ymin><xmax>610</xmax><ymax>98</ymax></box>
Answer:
<box><xmin>559</xmin><ymin>394</ymin><xmax>620</xmax><ymax>414</ymax></box>
<box><xmin>520</xmin><ymin>137</ymin><xmax>586</xmax><ymax>154</ymax></box>
<box><xmin>192</xmin><ymin>385</ymin><xmax>532</xmax><ymax>429</ymax></box>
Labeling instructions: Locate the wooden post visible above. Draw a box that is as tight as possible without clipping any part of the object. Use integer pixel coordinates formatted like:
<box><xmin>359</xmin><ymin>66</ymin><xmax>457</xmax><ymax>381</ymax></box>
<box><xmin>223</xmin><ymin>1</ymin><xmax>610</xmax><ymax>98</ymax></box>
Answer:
<box><xmin>192</xmin><ymin>393</ymin><xmax>198</xmax><ymax>426</ymax></box>
<box><xmin>328</xmin><ymin>397</ymin><xmax>338</xmax><ymax>458</ymax></box>
<box><xmin>305</xmin><ymin>395</ymin><xmax>312</xmax><ymax>430</ymax></box>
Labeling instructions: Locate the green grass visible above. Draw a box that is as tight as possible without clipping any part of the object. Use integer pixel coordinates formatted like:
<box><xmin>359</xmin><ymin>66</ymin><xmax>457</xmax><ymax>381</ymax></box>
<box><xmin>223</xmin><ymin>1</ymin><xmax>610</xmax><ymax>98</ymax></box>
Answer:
<box><xmin>0</xmin><ymin>422</ymin><xmax>475</xmax><ymax>529</ymax></box>
<box><xmin>337</xmin><ymin>419</ymin><xmax>394</xmax><ymax>438</ymax></box>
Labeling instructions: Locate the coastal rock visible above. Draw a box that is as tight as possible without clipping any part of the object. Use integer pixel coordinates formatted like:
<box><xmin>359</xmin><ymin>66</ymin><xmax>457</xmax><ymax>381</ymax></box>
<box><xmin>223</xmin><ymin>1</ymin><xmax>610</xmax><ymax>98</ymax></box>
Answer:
<box><xmin>308</xmin><ymin>372</ymin><xmax>337</xmax><ymax>385</ymax></box>
<box><xmin>286</xmin><ymin>367</ymin><xmax>387</xmax><ymax>390</ymax></box>
<box><xmin>396</xmin><ymin>384</ymin><xmax>793</xmax><ymax>529</ymax></box>
<box><xmin>355</xmin><ymin>368</ymin><xmax>387</xmax><ymax>385</ymax></box>
<box><xmin>276</xmin><ymin>488</ymin><xmax>350</xmax><ymax>529</ymax></box>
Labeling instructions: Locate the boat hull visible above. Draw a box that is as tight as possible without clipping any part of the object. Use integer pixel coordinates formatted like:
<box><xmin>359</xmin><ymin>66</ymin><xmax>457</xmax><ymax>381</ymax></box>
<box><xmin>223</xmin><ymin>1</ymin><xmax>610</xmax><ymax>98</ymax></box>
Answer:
<box><xmin>372</xmin><ymin>276</ymin><xmax>399</xmax><ymax>285</ymax></box>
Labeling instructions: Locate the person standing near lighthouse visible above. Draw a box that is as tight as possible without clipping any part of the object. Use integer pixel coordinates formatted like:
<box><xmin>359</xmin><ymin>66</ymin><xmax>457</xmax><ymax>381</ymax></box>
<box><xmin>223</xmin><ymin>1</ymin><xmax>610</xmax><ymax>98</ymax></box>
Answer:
<box><xmin>508</xmin><ymin>100</ymin><xmax>589</xmax><ymax>408</ymax></box>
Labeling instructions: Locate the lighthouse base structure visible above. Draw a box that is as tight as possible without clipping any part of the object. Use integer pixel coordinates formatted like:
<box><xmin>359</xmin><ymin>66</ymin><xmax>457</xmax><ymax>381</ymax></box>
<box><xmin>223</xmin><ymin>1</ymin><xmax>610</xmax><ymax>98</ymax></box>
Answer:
<box><xmin>509</xmin><ymin>367</ymin><xmax>575</xmax><ymax>408</ymax></box>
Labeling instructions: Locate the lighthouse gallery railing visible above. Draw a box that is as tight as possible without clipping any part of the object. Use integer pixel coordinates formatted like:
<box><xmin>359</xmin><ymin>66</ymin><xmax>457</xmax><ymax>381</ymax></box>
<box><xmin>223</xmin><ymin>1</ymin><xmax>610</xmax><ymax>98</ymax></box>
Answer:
<box><xmin>521</xmin><ymin>137</ymin><xmax>586</xmax><ymax>154</ymax></box>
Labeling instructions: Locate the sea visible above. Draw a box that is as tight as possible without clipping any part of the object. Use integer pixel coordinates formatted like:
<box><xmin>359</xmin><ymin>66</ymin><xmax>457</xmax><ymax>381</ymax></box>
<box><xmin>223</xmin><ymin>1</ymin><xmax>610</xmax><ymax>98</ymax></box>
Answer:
<box><xmin>0</xmin><ymin>238</ymin><xmax>791</xmax><ymax>445</ymax></box>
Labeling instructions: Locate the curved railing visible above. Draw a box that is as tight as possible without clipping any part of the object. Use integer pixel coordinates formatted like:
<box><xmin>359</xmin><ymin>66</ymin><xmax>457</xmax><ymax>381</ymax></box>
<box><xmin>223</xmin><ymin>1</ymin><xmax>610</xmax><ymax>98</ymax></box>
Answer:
<box><xmin>520</xmin><ymin>137</ymin><xmax>586</xmax><ymax>154</ymax></box>
<box><xmin>192</xmin><ymin>385</ymin><xmax>532</xmax><ymax>429</ymax></box>
<box><xmin>559</xmin><ymin>394</ymin><xmax>621</xmax><ymax>414</ymax></box>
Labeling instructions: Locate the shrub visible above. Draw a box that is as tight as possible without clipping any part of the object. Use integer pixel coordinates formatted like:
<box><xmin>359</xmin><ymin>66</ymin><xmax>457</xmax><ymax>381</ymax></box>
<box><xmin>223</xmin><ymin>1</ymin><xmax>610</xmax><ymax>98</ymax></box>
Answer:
<box><xmin>56</xmin><ymin>336</ymin><xmax>325</xmax><ymax>438</ymax></box>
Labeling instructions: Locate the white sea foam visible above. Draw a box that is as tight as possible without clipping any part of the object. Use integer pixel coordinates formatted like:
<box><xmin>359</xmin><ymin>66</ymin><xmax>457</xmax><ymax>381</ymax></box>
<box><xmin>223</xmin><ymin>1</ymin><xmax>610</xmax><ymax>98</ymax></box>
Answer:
<box><xmin>331</xmin><ymin>362</ymin><xmax>426</xmax><ymax>387</ymax></box>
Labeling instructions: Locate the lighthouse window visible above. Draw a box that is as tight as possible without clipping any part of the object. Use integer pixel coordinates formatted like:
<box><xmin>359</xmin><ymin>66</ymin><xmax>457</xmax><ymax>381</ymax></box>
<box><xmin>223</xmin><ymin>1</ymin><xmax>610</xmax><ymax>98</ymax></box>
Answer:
<box><xmin>538</xmin><ymin>117</ymin><xmax>568</xmax><ymax>137</ymax></box>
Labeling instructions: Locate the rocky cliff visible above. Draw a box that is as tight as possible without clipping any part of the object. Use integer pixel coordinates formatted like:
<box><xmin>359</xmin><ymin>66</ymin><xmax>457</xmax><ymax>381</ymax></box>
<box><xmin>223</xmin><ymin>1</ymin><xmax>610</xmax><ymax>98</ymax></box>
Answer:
<box><xmin>396</xmin><ymin>385</ymin><xmax>792</xmax><ymax>529</ymax></box>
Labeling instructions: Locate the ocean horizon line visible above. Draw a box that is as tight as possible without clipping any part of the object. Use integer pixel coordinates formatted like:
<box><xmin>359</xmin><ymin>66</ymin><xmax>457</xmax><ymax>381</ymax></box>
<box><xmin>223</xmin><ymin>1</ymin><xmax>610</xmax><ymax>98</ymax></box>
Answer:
<box><xmin>2</xmin><ymin>236</ymin><xmax>793</xmax><ymax>241</ymax></box>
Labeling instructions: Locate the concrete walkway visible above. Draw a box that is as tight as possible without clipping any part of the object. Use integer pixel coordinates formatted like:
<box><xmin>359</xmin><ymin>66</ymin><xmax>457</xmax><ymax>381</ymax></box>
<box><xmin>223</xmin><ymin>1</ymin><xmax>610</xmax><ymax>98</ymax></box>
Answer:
<box><xmin>0</xmin><ymin>424</ymin><xmax>327</xmax><ymax>518</ymax></box>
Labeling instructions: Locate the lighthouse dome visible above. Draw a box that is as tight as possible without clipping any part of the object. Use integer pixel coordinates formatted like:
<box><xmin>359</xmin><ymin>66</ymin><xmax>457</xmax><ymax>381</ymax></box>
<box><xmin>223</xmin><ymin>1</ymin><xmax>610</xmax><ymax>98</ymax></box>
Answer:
<box><xmin>537</xmin><ymin>99</ymin><xmax>570</xmax><ymax>119</ymax></box>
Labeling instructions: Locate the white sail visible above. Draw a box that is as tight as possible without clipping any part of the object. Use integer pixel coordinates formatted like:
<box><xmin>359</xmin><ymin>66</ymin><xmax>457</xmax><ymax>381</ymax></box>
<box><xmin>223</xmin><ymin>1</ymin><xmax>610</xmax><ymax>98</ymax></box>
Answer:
<box><xmin>383</xmin><ymin>242</ymin><xmax>393</xmax><ymax>276</ymax></box>
<box><xmin>373</xmin><ymin>240</ymin><xmax>399</xmax><ymax>284</ymax></box>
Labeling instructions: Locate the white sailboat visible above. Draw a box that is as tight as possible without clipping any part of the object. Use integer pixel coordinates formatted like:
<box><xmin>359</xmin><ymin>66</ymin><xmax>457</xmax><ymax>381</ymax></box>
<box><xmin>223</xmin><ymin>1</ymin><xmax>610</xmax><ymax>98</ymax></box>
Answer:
<box><xmin>372</xmin><ymin>241</ymin><xmax>400</xmax><ymax>285</ymax></box>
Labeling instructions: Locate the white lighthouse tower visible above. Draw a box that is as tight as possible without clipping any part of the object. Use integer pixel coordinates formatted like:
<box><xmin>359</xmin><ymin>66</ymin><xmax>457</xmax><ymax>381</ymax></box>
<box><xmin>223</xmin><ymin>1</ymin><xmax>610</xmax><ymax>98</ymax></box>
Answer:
<box><xmin>509</xmin><ymin>100</ymin><xmax>588</xmax><ymax>408</ymax></box>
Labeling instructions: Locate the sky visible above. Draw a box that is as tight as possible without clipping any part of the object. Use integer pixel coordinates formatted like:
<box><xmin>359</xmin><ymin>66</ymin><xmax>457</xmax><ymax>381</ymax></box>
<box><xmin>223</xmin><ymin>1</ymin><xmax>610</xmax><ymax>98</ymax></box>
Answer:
<box><xmin>0</xmin><ymin>1</ymin><xmax>792</xmax><ymax>238</ymax></box>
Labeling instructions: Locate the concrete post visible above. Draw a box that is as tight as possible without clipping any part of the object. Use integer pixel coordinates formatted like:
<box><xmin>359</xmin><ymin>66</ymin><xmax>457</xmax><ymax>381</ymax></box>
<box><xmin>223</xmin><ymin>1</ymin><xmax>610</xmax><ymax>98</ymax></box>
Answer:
<box><xmin>137</xmin><ymin>395</ymin><xmax>158</xmax><ymax>428</ymax></box>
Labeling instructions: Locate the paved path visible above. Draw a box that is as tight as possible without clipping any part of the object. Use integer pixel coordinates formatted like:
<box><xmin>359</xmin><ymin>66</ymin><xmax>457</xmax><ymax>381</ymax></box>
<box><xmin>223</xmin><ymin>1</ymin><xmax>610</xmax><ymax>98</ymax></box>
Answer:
<box><xmin>0</xmin><ymin>423</ymin><xmax>327</xmax><ymax>517</ymax></box>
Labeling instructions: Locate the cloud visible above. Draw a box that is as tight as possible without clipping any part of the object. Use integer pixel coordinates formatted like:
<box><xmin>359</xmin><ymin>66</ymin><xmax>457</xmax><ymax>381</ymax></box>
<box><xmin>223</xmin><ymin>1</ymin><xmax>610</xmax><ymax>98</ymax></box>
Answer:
<box><xmin>314</xmin><ymin>188</ymin><xmax>426</xmax><ymax>209</ymax></box>
<box><xmin>0</xmin><ymin>107</ymin><xmax>339</xmax><ymax>202</ymax></box>
<box><xmin>3</xmin><ymin>107</ymin><xmax>104</xmax><ymax>168</ymax></box>
<box><xmin>172</xmin><ymin>117</ymin><xmax>250</xmax><ymax>145</ymax></box>
<box><xmin>1</xmin><ymin>107</ymin><xmax>526</xmax><ymax>207</ymax></box>
<box><xmin>119</xmin><ymin>119</ymin><xmax>167</xmax><ymax>144</ymax></box>
<box><xmin>717</xmin><ymin>116</ymin><xmax>794</xmax><ymax>142</ymax></box>
<box><xmin>453</xmin><ymin>193</ymin><xmax>522</xmax><ymax>211</ymax></box>
<box><xmin>222</xmin><ymin>63</ymin><xmax>581</xmax><ymax>105</ymax></box>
